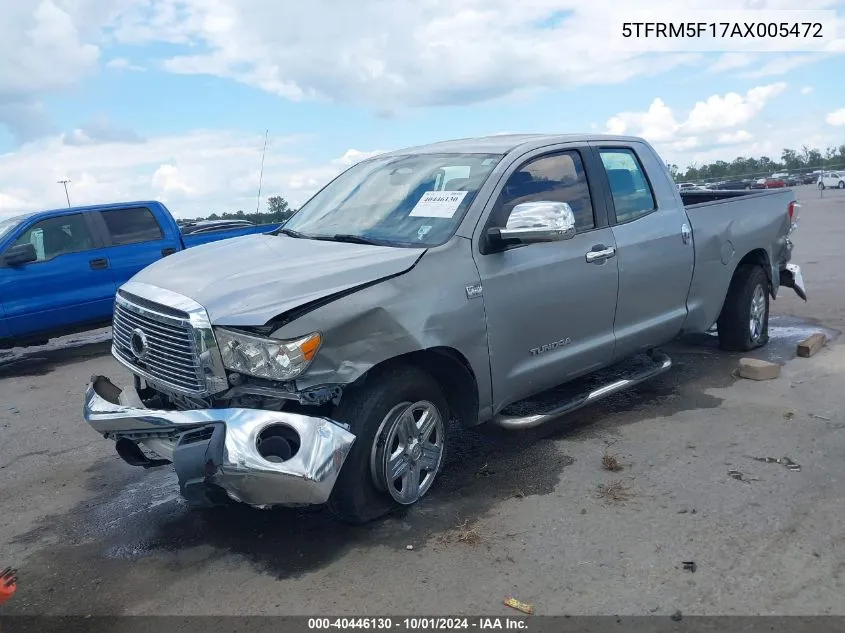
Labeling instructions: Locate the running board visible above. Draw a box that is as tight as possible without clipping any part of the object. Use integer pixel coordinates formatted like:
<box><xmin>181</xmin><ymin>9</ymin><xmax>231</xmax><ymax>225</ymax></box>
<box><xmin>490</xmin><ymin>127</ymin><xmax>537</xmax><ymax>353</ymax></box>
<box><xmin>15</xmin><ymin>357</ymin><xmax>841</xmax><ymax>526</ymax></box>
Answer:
<box><xmin>493</xmin><ymin>350</ymin><xmax>673</xmax><ymax>430</ymax></box>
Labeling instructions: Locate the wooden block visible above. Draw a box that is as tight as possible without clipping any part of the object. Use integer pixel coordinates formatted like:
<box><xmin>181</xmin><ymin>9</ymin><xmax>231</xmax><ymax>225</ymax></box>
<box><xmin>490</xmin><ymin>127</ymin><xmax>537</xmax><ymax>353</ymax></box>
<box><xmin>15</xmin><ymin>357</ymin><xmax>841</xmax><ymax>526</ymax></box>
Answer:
<box><xmin>797</xmin><ymin>333</ymin><xmax>826</xmax><ymax>358</ymax></box>
<box><xmin>738</xmin><ymin>358</ymin><xmax>781</xmax><ymax>381</ymax></box>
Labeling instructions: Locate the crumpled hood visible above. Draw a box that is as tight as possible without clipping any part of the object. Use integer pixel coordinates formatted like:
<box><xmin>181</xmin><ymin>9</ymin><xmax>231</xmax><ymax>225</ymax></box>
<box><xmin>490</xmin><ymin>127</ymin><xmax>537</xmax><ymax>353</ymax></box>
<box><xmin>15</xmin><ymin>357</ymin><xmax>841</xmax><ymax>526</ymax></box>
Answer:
<box><xmin>129</xmin><ymin>234</ymin><xmax>425</xmax><ymax>325</ymax></box>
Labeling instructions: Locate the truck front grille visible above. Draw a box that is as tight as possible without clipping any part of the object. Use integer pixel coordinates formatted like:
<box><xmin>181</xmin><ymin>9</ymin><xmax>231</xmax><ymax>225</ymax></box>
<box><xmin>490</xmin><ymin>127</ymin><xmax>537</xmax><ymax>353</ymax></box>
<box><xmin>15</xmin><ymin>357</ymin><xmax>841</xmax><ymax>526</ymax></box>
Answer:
<box><xmin>112</xmin><ymin>292</ymin><xmax>205</xmax><ymax>395</ymax></box>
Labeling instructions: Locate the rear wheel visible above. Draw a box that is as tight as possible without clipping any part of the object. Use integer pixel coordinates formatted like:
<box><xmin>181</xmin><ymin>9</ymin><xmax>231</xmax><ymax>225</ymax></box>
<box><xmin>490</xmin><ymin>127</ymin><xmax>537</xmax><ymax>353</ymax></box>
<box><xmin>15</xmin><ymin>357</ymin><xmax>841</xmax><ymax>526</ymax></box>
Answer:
<box><xmin>717</xmin><ymin>264</ymin><xmax>770</xmax><ymax>352</ymax></box>
<box><xmin>328</xmin><ymin>365</ymin><xmax>448</xmax><ymax>524</ymax></box>
<box><xmin>819</xmin><ymin>182</ymin><xmax>825</xmax><ymax>190</ymax></box>
<box><xmin>838</xmin><ymin>181</ymin><xmax>844</xmax><ymax>189</ymax></box>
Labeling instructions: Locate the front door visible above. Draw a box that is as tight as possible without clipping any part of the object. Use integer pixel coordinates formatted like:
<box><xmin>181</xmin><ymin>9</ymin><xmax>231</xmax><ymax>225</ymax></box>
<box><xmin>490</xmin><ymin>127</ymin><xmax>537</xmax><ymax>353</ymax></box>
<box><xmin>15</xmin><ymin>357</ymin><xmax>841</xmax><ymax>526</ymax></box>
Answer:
<box><xmin>473</xmin><ymin>147</ymin><xmax>620</xmax><ymax>409</ymax></box>
<box><xmin>0</xmin><ymin>212</ymin><xmax>116</xmax><ymax>339</ymax></box>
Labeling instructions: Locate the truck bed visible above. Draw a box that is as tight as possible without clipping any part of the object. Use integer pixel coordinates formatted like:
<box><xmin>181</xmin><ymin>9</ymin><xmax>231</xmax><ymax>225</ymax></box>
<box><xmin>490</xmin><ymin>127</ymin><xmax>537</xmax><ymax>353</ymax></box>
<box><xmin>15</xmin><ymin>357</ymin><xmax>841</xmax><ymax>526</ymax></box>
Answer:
<box><xmin>681</xmin><ymin>187</ymin><xmax>796</xmax><ymax>333</ymax></box>
<box><xmin>679</xmin><ymin>188</ymin><xmax>781</xmax><ymax>206</ymax></box>
<box><xmin>180</xmin><ymin>223</ymin><xmax>281</xmax><ymax>248</ymax></box>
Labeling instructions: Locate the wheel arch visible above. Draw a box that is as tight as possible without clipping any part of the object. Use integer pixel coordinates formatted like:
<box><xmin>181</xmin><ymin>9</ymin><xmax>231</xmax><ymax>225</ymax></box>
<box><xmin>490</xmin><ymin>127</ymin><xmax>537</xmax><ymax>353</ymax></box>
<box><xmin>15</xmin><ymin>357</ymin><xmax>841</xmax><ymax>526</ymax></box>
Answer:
<box><xmin>343</xmin><ymin>347</ymin><xmax>480</xmax><ymax>428</ymax></box>
<box><xmin>713</xmin><ymin>248</ymin><xmax>772</xmax><ymax>325</ymax></box>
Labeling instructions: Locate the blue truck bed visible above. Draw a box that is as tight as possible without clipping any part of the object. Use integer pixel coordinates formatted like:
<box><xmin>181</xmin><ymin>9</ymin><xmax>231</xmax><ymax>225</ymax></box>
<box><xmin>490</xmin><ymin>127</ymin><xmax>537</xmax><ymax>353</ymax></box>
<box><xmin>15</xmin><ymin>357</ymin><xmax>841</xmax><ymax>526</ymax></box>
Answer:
<box><xmin>0</xmin><ymin>201</ymin><xmax>280</xmax><ymax>348</ymax></box>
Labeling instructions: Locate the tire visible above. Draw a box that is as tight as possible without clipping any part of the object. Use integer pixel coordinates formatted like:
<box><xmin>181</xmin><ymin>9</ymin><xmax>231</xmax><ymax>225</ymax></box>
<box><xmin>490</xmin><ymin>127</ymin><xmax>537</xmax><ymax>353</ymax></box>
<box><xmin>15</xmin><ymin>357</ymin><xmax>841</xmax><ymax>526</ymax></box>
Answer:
<box><xmin>717</xmin><ymin>264</ymin><xmax>770</xmax><ymax>352</ymax></box>
<box><xmin>819</xmin><ymin>183</ymin><xmax>825</xmax><ymax>190</ymax></box>
<box><xmin>839</xmin><ymin>181</ymin><xmax>844</xmax><ymax>189</ymax></box>
<box><xmin>327</xmin><ymin>364</ymin><xmax>449</xmax><ymax>524</ymax></box>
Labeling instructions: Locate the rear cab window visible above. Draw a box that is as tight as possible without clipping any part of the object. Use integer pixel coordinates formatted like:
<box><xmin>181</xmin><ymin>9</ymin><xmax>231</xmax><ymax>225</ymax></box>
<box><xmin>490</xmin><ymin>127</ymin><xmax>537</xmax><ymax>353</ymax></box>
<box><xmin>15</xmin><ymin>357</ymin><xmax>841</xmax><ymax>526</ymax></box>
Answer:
<box><xmin>100</xmin><ymin>207</ymin><xmax>164</xmax><ymax>245</ymax></box>
<box><xmin>598</xmin><ymin>148</ymin><xmax>657</xmax><ymax>224</ymax></box>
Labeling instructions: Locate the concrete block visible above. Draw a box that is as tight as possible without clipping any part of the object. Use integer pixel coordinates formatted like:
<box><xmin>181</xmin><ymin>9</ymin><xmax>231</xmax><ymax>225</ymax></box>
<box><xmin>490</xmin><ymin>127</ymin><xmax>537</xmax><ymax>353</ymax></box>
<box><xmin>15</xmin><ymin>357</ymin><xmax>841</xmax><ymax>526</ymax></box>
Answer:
<box><xmin>797</xmin><ymin>333</ymin><xmax>826</xmax><ymax>358</ymax></box>
<box><xmin>738</xmin><ymin>358</ymin><xmax>781</xmax><ymax>381</ymax></box>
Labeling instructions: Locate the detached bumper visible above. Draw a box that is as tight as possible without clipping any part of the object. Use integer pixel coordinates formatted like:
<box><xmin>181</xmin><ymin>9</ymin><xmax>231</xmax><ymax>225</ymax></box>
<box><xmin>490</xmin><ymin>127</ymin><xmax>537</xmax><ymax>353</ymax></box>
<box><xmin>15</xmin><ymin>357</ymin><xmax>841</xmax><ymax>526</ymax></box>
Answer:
<box><xmin>83</xmin><ymin>375</ymin><xmax>356</xmax><ymax>508</ymax></box>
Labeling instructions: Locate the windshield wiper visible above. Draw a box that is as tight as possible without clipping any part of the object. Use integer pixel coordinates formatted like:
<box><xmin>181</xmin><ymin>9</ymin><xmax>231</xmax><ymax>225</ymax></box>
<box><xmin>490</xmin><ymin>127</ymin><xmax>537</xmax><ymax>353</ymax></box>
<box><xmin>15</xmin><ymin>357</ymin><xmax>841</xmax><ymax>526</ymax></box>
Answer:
<box><xmin>322</xmin><ymin>234</ymin><xmax>391</xmax><ymax>246</ymax></box>
<box><xmin>275</xmin><ymin>227</ymin><xmax>307</xmax><ymax>239</ymax></box>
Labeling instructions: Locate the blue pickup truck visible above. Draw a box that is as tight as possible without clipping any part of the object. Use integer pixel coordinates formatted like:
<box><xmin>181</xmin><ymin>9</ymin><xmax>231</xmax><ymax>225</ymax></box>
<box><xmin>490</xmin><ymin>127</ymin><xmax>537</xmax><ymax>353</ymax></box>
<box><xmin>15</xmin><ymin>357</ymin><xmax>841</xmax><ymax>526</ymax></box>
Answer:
<box><xmin>0</xmin><ymin>201</ymin><xmax>280</xmax><ymax>348</ymax></box>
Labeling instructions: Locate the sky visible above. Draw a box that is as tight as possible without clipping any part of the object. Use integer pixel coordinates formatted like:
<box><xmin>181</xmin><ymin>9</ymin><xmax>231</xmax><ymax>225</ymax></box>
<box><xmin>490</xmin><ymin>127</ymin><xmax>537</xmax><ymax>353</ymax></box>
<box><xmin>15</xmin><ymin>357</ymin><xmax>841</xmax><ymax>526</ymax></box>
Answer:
<box><xmin>1</xmin><ymin>0</ymin><xmax>844</xmax><ymax>219</ymax></box>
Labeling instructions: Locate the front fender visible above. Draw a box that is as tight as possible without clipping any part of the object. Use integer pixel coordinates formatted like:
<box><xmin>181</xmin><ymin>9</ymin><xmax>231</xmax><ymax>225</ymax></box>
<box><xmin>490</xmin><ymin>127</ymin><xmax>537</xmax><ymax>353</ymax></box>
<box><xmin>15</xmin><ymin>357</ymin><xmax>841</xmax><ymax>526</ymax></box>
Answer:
<box><xmin>268</xmin><ymin>239</ymin><xmax>492</xmax><ymax>414</ymax></box>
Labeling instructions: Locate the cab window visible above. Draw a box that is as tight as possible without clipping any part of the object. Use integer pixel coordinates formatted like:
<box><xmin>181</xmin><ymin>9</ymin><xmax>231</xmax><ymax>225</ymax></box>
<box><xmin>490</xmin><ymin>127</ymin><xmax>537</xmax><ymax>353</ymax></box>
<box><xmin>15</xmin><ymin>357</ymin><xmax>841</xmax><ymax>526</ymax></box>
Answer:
<box><xmin>100</xmin><ymin>207</ymin><xmax>164</xmax><ymax>245</ymax></box>
<box><xmin>490</xmin><ymin>151</ymin><xmax>596</xmax><ymax>232</ymax></box>
<box><xmin>11</xmin><ymin>214</ymin><xmax>95</xmax><ymax>262</ymax></box>
<box><xmin>599</xmin><ymin>148</ymin><xmax>657</xmax><ymax>223</ymax></box>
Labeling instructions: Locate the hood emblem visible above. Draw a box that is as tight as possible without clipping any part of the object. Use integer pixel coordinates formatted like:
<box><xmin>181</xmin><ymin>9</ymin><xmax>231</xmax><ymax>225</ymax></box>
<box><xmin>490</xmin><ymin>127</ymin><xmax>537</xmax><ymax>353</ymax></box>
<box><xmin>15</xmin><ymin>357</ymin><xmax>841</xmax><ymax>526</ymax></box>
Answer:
<box><xmin>130</xmin><ymin>327</ymin><xmax>149</xmax><ymax>360</ymax></box>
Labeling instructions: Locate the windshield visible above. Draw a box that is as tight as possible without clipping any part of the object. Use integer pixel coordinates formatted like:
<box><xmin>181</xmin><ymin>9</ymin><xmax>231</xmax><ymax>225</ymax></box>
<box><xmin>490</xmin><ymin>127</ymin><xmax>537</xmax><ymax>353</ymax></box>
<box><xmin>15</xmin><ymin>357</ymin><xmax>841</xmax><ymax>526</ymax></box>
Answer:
<box><xmin>282</xmin><ymin>152</ymin><xmax>503</xmax><ymax>247</ymax></box>
<box><xmin>0</xmin><ymin>215</ymin><xmax>26</xmax><ymax>241</ymax></box>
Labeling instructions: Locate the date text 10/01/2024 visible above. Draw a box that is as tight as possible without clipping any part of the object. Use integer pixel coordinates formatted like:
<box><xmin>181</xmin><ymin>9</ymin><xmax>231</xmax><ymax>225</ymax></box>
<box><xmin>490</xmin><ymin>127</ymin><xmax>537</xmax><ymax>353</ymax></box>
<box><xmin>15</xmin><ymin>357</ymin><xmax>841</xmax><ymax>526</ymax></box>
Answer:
<box><xmin>307</xmin><ymin>618</ymin><xmax>528</xmax><ymax>630</ymax></box>
<box><xmin>621</xmin><ymin>22</ymin><xmax>824</xmax><ymax>38</ymax></box>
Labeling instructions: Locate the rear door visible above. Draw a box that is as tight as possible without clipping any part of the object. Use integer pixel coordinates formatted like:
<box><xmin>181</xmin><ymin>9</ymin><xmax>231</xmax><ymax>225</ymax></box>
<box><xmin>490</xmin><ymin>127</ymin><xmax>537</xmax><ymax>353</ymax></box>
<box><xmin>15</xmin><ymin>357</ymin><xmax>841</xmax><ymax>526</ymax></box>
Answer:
<box><xmin>589</xmin><ymin>142</ymin><xmax>695</xmax><ymax>361</ymax></box>
<box><xmin>0</xmin><ymin>211</ymin><xmax>114</xmax><ymax>338</ymax></box>
<box><xmin>92</xmin><ymin>205</ymin><xmax>182</xmax><ymax>288</ymax></box>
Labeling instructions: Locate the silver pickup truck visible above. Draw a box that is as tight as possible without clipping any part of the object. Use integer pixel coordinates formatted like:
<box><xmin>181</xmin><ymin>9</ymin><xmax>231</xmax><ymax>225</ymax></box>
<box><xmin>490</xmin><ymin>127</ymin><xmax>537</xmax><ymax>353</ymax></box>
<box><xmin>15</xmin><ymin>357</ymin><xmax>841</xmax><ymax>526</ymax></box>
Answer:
<box><xmin>83</xmin><ymin>134</ymin><xmax>806</xmax><ymax>523</ymax></box>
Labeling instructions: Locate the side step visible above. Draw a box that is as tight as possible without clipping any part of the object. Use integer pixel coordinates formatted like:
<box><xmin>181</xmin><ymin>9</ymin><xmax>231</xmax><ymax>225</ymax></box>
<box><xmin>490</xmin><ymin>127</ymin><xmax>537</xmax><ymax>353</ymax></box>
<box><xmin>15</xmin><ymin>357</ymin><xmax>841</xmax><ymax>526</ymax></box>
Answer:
<box><xmin>493</xmin><ymin>350</ymin><xmax>672</xmax><ymax>430</ymax></box>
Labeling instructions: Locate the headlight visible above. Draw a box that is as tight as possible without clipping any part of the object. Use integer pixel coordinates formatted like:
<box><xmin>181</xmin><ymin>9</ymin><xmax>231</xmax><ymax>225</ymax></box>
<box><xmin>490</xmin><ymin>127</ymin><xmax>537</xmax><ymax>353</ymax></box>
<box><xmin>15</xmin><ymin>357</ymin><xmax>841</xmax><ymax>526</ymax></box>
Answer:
<box><xmin>215</xmin><ymin>328</ymin><xmax>322</xmax><ymax>381</ymax></box>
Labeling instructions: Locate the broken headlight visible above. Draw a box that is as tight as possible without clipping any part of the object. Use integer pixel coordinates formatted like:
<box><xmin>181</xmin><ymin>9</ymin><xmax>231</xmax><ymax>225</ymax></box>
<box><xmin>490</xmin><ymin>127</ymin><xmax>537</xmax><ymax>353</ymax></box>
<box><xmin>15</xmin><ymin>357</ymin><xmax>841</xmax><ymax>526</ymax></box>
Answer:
<box><xmin>215</xmin><ymin>328</ymin><xmax>322</xmax><ymax>381</ymax></box>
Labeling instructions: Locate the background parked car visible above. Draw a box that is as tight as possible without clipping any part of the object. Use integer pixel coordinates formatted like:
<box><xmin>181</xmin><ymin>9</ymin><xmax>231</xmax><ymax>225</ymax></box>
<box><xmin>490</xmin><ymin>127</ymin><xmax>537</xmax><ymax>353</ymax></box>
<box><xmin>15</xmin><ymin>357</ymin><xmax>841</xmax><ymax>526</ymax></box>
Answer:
<box><xmin>817</xmin><ymin>172</ymin><xmax>845</xmax><ymax>189</ymax></box>
<box><xmin>765</xmin><ymin>178</ymin><xmax>786</xmax><ymax>188</ymax></box>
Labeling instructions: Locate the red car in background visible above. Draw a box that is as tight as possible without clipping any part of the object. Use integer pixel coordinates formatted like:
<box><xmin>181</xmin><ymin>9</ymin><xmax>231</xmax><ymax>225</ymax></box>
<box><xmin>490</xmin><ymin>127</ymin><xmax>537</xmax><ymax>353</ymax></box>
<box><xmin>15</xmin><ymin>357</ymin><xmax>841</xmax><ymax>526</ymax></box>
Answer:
<box><xmin>764</xmin><ymin>178</ymin><xmax>786</xmax><ymax>188</ymax></box>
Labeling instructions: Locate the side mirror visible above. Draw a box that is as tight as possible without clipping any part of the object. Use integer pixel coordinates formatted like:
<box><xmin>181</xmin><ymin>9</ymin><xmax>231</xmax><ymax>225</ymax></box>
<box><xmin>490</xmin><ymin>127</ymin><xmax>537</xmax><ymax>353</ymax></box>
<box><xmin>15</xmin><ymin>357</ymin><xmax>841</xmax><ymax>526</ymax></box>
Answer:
<box><xmin>3</xmin><ymin>243</ymin><xmax>37</xmax><ymax>266</ymax></box>
<box><xmin>489</xmin><ymin>201</ymin><xmax>577</xmax><ymax>245</ymax></box>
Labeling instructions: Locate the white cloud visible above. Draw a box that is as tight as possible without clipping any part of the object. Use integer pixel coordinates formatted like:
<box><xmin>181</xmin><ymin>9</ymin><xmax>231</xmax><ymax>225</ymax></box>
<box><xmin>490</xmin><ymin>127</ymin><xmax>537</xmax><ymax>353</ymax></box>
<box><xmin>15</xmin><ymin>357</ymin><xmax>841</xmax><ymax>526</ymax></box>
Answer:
<box><xmin>738</xmin><ymin>53</ymin><xmax>830</xmax><ymax>78</ymax></box>
<box><xmin>606</xmin><ymin>83</ymin><xmax>786</xmax><ymax>141</ymax></box>
<box><xmin>800</xmin><ymin>86</ymin><xmax>814</xmax><ymax>95</ymax></box>
<box><xmin>0</xmin><ymin>130</ymin><xmax>378</xmax><ymax>219</ymax></box>
<box><xmin>707</xmin><ymin>53</ymin><xmax>758</xmax><ymax>73</ymax></box>
<box><xmin>605</xmin><ymin>83</ymin><xmax>796</xmax><ymax>167</ymax></box>
<box><xmin>0</xmin><ymin>0</ymin><xmax>130</xmax><ymax>142</ymax></box>
<box><xmin>826</xmin><ymin>109</ymin><xmax>845</xmax><ymax>126</ymax></box>
<box><xmin>103</xmin><ymin>0</ymin><xmax>715</xmax><ymax>110</ymax></box>
<box><xmin>106</xmin><ymin>57</ymin><xmax>146</xmax><ymax>72</ymax></box>
<box><xmin>716</xmin><ymin>130</ymin><xmax>753</xmax><ymax>145</ymax></box>
<box><xmin>2</xmin><ymin>0</ymin><xmax>842</xmax><ymax>142</ymax></box>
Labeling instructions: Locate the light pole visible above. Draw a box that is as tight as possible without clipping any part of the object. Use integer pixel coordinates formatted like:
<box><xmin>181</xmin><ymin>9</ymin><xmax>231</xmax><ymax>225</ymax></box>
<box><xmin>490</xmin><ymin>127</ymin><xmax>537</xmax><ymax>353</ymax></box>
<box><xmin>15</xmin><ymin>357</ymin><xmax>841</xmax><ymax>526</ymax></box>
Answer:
<box><xmin>57</xmin><ymin>179</ymin><xmax>71</xmax><ymax>207</ymax></box>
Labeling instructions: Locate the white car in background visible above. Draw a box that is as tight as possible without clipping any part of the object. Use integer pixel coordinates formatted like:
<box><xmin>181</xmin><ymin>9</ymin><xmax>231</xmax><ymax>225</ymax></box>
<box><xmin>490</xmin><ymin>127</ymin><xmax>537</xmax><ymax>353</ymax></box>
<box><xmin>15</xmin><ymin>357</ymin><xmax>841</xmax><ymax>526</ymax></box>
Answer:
<box><xmin>818</xmin><ymin>172</ymin><xmax>845</xmax><ymax>189</ymax></box>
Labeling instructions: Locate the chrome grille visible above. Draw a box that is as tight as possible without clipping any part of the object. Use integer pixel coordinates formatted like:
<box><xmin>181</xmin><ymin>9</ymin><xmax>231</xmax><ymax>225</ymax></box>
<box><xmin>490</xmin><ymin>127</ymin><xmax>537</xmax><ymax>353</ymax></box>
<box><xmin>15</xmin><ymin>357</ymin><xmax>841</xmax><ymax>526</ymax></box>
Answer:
<box><xmin>112</xmin><ymin>293</ymin><xmax>205</xmax><ymax>395</ymax></box>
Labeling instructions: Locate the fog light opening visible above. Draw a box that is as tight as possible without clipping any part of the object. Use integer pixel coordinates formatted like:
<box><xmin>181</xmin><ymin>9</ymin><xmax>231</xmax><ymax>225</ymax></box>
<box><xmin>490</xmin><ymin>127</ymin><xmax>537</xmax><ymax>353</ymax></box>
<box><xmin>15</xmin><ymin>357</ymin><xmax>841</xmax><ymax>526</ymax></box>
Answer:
<box><xmin>256</xmin><ymin>425</ymin><xmax>301</xmax><ymax>463</ymax></box>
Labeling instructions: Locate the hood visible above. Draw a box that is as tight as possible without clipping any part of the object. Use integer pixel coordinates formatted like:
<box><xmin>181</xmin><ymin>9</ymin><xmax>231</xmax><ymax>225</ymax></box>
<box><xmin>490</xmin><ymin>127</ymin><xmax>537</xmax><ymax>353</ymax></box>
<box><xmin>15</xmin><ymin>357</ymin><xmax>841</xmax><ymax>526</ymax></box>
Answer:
<box><xmin>129</xmin><ymin>234</ymin><xmax>425</xmax><ymax>325</ymax></box>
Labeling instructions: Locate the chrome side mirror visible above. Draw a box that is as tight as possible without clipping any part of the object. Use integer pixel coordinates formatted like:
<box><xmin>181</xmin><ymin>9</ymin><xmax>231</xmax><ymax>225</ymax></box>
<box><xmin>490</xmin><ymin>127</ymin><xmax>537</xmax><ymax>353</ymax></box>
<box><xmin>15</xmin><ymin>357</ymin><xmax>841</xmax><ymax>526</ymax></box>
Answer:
<box><xmin>492</xmin><ymin>201</ymin><xmax>577</xmax><ymax>244</ymax></box>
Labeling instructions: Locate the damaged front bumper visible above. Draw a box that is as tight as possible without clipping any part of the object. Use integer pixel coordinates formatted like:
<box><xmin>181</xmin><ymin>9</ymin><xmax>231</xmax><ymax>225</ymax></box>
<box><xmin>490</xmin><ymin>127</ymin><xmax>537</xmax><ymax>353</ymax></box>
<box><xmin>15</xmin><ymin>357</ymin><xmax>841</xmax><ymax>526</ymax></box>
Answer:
<box><xmin>83</xmin><ymin>375</ymin><xmax>356</xmax><ymax>508</ymax></box>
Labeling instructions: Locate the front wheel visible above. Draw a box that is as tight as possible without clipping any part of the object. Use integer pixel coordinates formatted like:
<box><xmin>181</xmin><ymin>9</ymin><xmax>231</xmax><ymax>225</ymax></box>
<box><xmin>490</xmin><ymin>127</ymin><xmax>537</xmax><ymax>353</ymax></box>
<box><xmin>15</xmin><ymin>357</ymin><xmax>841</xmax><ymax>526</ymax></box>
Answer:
<box><xmin>819</xmin><ymin>183</ymin><xmax>825</xmax><ymax>190</ymax></box>
<box><xmin>328</xmin><ymin>365</ymin><xmax>448</xmax><ymax>524</ymax></box>
<box><xmin>838</xmin><ymin>181</ymin><xmax>844</xmax><ymax>189</ymax></box>
<box><xmin>717</xmin><ymin>264</ymin><xmax>770</xmax><ymax>352</ymax></box>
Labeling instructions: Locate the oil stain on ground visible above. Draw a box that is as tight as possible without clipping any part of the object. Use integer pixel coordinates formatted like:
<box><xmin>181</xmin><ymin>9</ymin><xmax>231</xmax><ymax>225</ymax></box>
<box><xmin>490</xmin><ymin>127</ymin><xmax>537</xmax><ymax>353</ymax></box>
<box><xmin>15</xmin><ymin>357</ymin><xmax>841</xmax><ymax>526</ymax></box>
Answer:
<box><xmin>0</xmin><ymin>332</ymin><xmax>112</xmax><ymax>379</ymax></box>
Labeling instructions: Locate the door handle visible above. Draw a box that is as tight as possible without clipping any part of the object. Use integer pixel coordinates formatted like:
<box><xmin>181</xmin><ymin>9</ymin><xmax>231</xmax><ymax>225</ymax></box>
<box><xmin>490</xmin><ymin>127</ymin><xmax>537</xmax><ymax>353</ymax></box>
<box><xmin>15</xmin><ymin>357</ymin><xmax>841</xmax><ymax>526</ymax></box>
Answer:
<box><xmin>585</xmin><ymin>246</ymin><xmax>616</xmax><ymax>263</ymax></box>
<box><xmin>89</xmin><ymin>258</ymin><xmax>109</xmax><ymax>270</ymax></box>
<box><xmin>161</xmin><ymin>247</ymin><xmax>177</xmax><ymax>257</ymax></box>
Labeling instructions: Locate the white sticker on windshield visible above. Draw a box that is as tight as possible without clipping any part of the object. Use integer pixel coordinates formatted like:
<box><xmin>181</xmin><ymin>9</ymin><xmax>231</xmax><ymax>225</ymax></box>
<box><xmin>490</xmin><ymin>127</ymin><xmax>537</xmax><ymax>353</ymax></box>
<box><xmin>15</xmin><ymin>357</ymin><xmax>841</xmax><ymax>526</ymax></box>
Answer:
<box><xmin>409</xmin><ymin>190</ymin><xmax>468</xmax><ymax>218</ymax></box>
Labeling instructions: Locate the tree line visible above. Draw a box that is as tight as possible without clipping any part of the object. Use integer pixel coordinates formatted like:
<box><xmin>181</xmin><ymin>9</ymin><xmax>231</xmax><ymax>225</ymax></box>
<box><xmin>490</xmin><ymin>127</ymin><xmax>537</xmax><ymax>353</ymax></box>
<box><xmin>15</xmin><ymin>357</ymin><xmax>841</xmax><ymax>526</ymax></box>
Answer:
<box><xmin>670</xmin><ymin>143</ymin><xmax>845</xmax><ymax>183</ymax></box>
<box><xmin>181</xmin><ymin>196</ymin><xmax>296</xmax><ymax>224</ymax></box>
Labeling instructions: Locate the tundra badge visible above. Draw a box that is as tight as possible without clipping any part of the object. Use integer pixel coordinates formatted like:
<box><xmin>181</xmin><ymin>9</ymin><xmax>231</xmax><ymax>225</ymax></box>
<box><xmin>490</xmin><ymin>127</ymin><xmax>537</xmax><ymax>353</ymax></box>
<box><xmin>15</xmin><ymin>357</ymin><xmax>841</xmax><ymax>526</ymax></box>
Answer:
<box><xmin>465</xmin><ymin>284</ymin><xmax>483</xmax><ymax>299</ymax></box>
<box><xmin>530</xmin><ymin>337</ymin><xmax>572</xmax><ymax>356</ymax></box>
